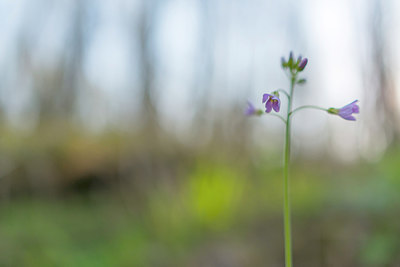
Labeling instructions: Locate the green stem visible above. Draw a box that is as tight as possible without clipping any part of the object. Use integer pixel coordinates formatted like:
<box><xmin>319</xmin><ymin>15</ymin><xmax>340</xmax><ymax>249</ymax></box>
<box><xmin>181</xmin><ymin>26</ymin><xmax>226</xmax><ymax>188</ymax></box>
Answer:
<box><xmin>289</xmin><ymin>105</ymin><xmax>327</xmax><ymax>117</ymax></box>
<box><xmin>277</xmin><ymin>89</ymin><xmax>290</xmax><ymax>100</ymax></box>
<box><xmin>283</xmin><ymin>76</ymin><xmax>295</xmax><ymax>267</ymax></box>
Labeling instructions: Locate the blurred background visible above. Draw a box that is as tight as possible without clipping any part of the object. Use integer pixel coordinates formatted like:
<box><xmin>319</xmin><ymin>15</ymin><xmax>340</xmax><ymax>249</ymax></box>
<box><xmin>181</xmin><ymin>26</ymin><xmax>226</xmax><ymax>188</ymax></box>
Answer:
<box><xmin>0</xmin><ymin>0</ymin><xmax>399</xmax><ymax>266</ymax></box>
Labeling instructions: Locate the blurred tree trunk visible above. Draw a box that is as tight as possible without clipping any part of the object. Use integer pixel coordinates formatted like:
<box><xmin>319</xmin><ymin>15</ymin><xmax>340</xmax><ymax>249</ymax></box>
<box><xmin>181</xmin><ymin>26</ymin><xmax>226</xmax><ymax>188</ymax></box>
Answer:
<box><xmin>25</xmin><ymin>0</ymin><xmax>90</xmax><ymax>126</ymax></box>
<box><xmin>192</xmin><ymin>0</ymin><xmax>216</xmax><ymax>140</ymax></box>
<box><xmin>363</xmin><ymin>0</ymin><xmax>400</xmax><ymax>150</ymax></box>
<box><xmin>136</xmin><ymin>0</ymin><xmax>160</xmax><ymax>140</ymax></box>
<box><xmin>58</xmin><ymin>0</ymin><xmax>87</xmax><ymax>120</ymax></box>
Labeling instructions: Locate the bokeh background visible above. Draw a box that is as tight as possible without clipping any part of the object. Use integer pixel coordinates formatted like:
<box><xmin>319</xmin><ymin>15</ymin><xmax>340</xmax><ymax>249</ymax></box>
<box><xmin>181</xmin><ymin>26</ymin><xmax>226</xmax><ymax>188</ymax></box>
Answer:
<box><xmin>0</xmin><ymin>0</ymin><xmax>399</xmax><ymax>266</ymax></box>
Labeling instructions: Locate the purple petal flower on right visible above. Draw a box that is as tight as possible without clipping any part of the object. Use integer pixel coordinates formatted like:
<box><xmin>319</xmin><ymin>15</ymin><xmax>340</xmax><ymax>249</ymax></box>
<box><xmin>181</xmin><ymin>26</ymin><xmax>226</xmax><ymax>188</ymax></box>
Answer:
<box><xmin>327</xmin><ymin>100</ymin><xmax>360</xmax><ymax>121</ymax></box>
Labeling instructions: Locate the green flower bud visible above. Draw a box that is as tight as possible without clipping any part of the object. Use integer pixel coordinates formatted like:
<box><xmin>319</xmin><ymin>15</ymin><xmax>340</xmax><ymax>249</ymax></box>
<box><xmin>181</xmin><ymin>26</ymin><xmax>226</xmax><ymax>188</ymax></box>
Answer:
<box><xmin>288</xmin><ymin>51</ymin><xmax>294</xmax><ymax>68</ymax></box>
<box><xmin>297</xmin><ymin>79</ymin><xmax>306</xmax><ymax>85</ymax></box>
<box><xmin>281</xmin><ymin>57</ymin><xmax>288</xmax><ymax>69</ymax></box>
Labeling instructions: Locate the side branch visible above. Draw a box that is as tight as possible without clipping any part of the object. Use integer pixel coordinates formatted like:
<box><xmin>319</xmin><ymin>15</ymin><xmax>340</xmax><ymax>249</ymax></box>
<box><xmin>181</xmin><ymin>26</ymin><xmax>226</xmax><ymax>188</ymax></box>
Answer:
<box><xmin>289</xmin><ymin>105</ymin><xmax>327</xmax><ymax>117</ymax></box>
<box><xmin>277</xmin><ymin>89</ymin><xmax>290</xmax><ymax>100</ymax></box>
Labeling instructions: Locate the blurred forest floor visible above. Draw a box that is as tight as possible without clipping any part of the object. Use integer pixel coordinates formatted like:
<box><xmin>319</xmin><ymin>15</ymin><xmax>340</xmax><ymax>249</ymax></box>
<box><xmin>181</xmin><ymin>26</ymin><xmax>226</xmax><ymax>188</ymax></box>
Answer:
<box><xmin>0</xmin><ymin>125</ymin><xmax>399</xmax><ymax>266</ymax></box>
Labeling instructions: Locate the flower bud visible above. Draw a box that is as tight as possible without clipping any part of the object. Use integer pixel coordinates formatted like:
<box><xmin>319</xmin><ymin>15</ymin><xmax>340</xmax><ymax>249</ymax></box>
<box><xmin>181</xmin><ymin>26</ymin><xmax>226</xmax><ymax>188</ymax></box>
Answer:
<box><xmin>297</xmin><ymin>55</ymin><xmax>302</xmax><ymax>64</ymax></box>
<box><xmin>288</xmin><ymin>51</ymin><xmax>294</xmax><ymax>67</ymax></box>
<box><xmin>298</xmin><ymin>58</ymin><xmax>308</xmax><ymax>71</ymax></box>
<box><xmin>297</xmin><ymin>79</ymin><xmax>306</xmax><ymax>85</ymax></box>
<box><xmin>281</xmin><ymin>57</ymin><xmax>288</xmax><ymax>69</ymax></box>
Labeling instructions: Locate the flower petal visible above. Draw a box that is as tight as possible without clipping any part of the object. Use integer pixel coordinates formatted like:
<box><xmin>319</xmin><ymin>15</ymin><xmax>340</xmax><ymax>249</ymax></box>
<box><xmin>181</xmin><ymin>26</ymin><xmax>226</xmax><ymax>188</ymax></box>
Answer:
<box><xmin>342</xmin><ymin>115</ymin><xmax>356</xmax><ymax>121</ymax></box>
<box><xmin>339</xmin><ymin>108</ymin><xmax>352</xmax><ymax>117</ymax></box>
<box><xmin>273</xmin><ymin>101</ymin><xmax>280</xmax><ymax>112</ymax></box>
<box><xmin>273</xmin><ymin>97</ymin><xmax>281</xmax><ymax>111</ymax></box>
<box><xmin>341</xmin><ymin>100</ymin><xmax>358</xmax><ymax>109</ymax></box>
<box><xmin>351</xmin><ymin>101</ymin><xmax>360</xmax><ymax>113</ymax></box>
<box><xmin>265</xmin><ymin>100</ymin><xmax>272</xmax><ymax>113</ymax></box>
<box><xmin>262</xmin><ymin>94</ymin><xmax>271</xmax><ymax>103</ymax></box>
<box><xmin>245</xmin><ymin>101</ymin><xmax>256</xmax><ymax>116</ymax></box>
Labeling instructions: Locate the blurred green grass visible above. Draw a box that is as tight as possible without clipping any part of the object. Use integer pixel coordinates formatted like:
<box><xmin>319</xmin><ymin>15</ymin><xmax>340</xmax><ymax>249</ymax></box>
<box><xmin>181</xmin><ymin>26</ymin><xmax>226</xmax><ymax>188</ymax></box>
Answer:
<box><xmin>0</xmin><ymin>134</ymin><xmax>399</xmax><ymax>266</ymax></box>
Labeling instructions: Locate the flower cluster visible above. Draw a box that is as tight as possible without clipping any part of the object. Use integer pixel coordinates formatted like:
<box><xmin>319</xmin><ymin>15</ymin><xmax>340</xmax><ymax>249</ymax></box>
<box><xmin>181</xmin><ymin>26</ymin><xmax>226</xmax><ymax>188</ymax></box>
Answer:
<box><xmin>281</xmin><ymin>52</ymin><xmax>308</xmax><ymax>72</ymax></box>
<box><xmin>245</xmin><ymin>52</ymin><xmax>359</xmax><ymax>121</ymax></box>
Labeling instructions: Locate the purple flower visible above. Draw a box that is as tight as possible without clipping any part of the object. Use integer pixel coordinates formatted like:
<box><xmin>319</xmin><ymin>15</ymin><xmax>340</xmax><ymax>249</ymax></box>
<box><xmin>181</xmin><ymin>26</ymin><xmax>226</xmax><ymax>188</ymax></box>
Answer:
<box><xmin>338</xmin><ymin>100</ymin><xmax>359</xmax><ymax>120</ymax></box>
<box><xmin>245</xmin><ymin>101</ymin><xmax>257</xmax><ymax>116</ymax></box>
<box><xmin>262</xmin><ymin>94</ymin><xmax>281</xmax><ymax>113</ymax></box>
<box><xmin>298</xmin><ymin>58</ymin><xmax>308</xmax><ymax>71</ymax></box>
<box><xmin>328</xmin><ymin>100</ymin><xmax>359</xmax><ymax>121</ymax></box>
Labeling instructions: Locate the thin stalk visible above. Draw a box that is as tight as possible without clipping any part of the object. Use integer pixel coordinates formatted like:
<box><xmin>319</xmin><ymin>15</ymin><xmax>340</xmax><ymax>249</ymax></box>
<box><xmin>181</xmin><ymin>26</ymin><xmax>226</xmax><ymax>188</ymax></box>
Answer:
<box><xmin>277</xmin><ymin>89</ymin><xmax>290</xmax><ymax>100</ymax></box>
<box><xmin>290</xmin><ymin>105</ymin><xmax>327</xmax><ymax>116</ymax></box>
<box><xmin>283</xmin><ymin>75</ymin><xmax>295</xmax><ymax>267</ymax></box>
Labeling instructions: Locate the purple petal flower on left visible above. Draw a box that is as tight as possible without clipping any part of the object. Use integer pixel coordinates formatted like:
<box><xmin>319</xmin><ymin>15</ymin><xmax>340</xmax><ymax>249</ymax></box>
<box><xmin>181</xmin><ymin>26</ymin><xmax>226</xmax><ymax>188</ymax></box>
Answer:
<box><xmin>338</xmin><ymin>100</ymin><xmax>359</xmax><ymax>121</ymax></box>
<box><xmin>245</xmin><ymin>101</ymin><xmax>257</xmax><ymax>116</ymax></box>
<box><xmin>262</xmin><ymin>94</ymin><xmax>281</xmax><ymax>113</ymax></box>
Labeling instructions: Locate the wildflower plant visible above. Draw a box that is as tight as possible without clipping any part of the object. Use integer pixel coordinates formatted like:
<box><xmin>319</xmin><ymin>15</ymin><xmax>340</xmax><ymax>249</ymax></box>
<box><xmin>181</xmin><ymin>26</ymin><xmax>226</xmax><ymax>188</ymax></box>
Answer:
<box><xmin>246</xmin><ymin>52</ymin><xmax>359</xmax><ymax>267</ymax></box>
